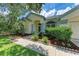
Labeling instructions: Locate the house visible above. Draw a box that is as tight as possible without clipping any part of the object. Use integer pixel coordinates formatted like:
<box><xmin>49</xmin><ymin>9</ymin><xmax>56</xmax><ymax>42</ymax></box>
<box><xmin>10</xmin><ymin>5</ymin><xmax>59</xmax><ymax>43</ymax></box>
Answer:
<box><xmin>19</xmin><ymin>11</ymin><xmax>46</xmax><ymax>35</ymax></box>
<box><xmin>19</xmin><ymin>4</ymin><xmax>79</xmax><ymax>40</ymax></box>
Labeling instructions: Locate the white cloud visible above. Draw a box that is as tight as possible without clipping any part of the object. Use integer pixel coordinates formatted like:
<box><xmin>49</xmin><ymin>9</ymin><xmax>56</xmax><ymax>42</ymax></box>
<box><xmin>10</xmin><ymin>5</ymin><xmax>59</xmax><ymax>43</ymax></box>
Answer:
<box><xmin>40</xmin><ymin>7</ymin><xmax>72</xmax><ymax>17</ymax></box>
<box><xmin>74</xmin><ymin>3</ymin><xmax>79</xmax><ymax>6</ymax></box>
<box><xmin>40</xmin><ymin>9</ymin><xmax>56</xmax><ymax>17</ymax></box>
<box><xmin>56</xmin><ymin>7</ymin><xmax>71</xmax><ymax>15</ymax></box>
<box><xmin>46</xmin><ymin>9</ymin><xmax>56</xmax><ymax>17</ymax></box>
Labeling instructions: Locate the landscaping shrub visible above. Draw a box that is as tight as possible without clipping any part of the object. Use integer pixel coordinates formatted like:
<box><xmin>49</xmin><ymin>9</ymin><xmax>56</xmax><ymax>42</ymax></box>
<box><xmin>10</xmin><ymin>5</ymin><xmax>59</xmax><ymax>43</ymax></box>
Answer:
<box><xmin>31</xmin><ymin>35</ymin><xmax>39</xmax><ymax>41</ymax></box>
<box><xmin>41</xmin><ymin>36</ymin><xmax>48</xmax><ymax>44</ymax></box>
<box><xmin>45</xmin><ymin>26</ymin><xmax>72</xmax><ymax>42</ymax></box>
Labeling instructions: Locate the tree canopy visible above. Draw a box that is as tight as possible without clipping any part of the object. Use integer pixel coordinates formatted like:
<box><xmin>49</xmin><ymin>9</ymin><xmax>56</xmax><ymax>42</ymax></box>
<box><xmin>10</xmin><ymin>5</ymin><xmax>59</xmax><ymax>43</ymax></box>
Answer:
<box><xmin>0</xmin><ymin>3</ymin><xmax>44</xmax><ymax>34</ymax></box>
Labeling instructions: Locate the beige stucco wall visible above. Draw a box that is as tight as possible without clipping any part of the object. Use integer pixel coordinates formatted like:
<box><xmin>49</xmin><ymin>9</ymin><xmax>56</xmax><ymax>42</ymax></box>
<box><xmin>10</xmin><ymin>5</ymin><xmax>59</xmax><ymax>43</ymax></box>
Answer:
<box><xmin>61</xmin><ymin>9</ymin><xmax>79</xmax><ymax>39</ymax></box>
<box><xmin>28</xmin><ymin>14</ymin><xmax>45</xmax><ymax>23</ymax></box>
<box><xmin>69</xmin><ymin>22</ymin><xmax>79</xmax><ymax>39</ymax></box>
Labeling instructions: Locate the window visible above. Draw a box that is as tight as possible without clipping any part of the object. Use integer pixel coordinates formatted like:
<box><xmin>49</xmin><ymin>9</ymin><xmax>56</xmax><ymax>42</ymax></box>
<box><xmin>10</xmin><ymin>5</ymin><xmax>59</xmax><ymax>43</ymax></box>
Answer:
<box><xmin>47</xmin><ymin>21</ymin><xmax>56</xmax><ymax>27</ymax></box>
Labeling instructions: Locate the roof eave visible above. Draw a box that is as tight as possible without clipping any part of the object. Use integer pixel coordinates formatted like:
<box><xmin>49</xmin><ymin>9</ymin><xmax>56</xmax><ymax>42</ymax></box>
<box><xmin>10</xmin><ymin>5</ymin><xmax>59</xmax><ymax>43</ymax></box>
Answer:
<box><xmin>61</xmin><ymin>5</ymin><xmax>79</xmax><ymax>18</ymax></box>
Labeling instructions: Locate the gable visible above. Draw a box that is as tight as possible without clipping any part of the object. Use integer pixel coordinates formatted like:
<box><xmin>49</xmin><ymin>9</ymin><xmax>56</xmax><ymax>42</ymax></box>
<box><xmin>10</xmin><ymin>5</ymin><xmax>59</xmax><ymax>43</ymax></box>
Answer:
<box><xmin>19</xmin><ymin>11</ymin><xmax>45</xmax><ymax>22</ymax></box>
<box><xmin>62</xmin><ymin>5</ymin><xmax>79</xmax><ymax>17</ymax></box>
<box><xmin>27</xmin><ymin>13</ymin><xmax>45</xmax><ymax>21</ymax></box>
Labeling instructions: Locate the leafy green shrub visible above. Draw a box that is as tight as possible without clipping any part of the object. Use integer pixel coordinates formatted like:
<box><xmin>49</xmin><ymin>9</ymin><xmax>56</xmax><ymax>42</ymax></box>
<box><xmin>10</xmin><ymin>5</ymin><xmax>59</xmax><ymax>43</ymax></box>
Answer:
<box><xmin>31</xmin><ymin>35</ymin><xmax>39</xmax><ymax>41</ymax></box>
<box><xmin>41</xmin><ymin>36</ymin><xmax>48</xmax><ymax>44</ymax></box>
<box><xmin>12</xmin><ymin>21</ymin><xmax>25</xmax><ymax>35</ymax></box>
<box><xmin>45</xmin><ymin>26</ymin><xmax>72</xmax><ymax>42</ymax></box>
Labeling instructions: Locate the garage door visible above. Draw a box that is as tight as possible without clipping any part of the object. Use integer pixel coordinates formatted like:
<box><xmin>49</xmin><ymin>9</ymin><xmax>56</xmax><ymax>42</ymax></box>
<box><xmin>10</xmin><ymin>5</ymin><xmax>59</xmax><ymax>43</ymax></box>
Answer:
<box><xmin>70</xmin><ymin>21</ymin><xmax>79</xmax><ymax>39</ymax></box>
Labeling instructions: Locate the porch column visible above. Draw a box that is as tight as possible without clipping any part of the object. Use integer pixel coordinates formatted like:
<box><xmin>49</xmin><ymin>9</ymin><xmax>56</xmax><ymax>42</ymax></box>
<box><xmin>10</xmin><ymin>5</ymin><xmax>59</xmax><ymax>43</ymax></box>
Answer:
<box><xmin>40</xmin><ymin>23</ymin><xmax>45</xmax><ymax>33</ymax></box>
<box><xmin>31</xmin><ymin>23</ymin><xmax>36</xmax><ymax>33</ymax></box>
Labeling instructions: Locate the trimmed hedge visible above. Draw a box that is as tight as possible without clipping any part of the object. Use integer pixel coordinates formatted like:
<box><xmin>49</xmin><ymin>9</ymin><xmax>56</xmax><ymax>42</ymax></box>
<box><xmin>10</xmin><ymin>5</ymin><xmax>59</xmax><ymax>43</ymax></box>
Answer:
<box><xmin>45</xmin><ymin>26</ymin><xmax>72</xmax><ymax>42</ymax></box>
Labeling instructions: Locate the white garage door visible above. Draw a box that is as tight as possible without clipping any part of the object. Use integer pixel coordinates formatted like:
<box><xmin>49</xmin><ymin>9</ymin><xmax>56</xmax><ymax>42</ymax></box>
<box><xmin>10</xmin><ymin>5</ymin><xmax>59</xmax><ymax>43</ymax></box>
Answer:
<box><xmin>70</xmin><ymin>21</ymin><xmax>79</xmax><ymax>39</ymax></box>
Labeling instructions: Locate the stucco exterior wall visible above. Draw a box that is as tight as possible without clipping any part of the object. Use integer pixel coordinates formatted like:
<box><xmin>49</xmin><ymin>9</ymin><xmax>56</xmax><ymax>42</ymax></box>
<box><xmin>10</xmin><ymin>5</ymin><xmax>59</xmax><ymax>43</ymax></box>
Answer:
<box><xmin>69</xmin><ymin>22</ymin><xmax>79</xmax><ymax>39</ymax></box>
<box><xmin>28</xmin><ymin>14</ymin><xmax>44</xmax><ymax>23</ymax></box>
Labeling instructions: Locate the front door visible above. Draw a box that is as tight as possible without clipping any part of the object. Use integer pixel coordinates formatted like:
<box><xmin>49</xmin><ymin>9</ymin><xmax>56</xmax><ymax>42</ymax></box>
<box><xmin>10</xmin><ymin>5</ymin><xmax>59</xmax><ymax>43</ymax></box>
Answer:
<box><xmin>33</xmin><ymin>20</ymin><xmax>45</xmax><ymax>34</ymax></box>
<box><xmin>33</xmin><ymin>20</ymin><xmax>40</xmax><ymax>34</ymax></box>
<box><xmin>38</xmin><ymin>23</ymin><xmax>41</xmax><ymax>33</ymax></box>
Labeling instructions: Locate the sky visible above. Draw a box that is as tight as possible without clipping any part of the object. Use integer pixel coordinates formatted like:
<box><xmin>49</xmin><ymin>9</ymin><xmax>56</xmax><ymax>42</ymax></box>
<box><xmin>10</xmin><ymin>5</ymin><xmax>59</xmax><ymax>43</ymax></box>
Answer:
<box><xmin>0</xmin><ymin>3</ymin><xmax>79</xmax><ymax>17</ymax></box>
<box><xmin>40</xmin><ymin>3</ymin><xmax>79</xmax><ymax>17</ymax></box>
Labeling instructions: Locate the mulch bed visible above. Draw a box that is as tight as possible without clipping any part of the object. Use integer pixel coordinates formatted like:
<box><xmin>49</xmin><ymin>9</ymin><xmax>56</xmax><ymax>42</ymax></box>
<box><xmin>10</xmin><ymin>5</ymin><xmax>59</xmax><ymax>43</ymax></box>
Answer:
<box><xmin>48</xmin><ymin>39</ymin><xmax>79</xmax><ymax>52</ymax></box>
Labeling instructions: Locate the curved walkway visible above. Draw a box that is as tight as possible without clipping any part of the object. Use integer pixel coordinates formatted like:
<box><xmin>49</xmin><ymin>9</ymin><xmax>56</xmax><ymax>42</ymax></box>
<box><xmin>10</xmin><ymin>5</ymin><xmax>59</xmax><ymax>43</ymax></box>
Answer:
<box><xmin>13</xmin><ymin>38</ymin><xmax>79</xmax><ymax>56</ymax></box>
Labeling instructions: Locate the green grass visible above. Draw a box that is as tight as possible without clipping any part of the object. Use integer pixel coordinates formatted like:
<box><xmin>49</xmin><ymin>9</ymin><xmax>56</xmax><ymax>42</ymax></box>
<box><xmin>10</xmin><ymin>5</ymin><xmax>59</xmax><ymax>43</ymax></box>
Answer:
<box><xmin>0</xmin><ymin>36</ymin><xmax>44</xmax><ymax>56</ymax></box>
<box><xmin>0</xmin><ymin>36</ymin><xmax>11</xmax><ymax>47</ymax></box>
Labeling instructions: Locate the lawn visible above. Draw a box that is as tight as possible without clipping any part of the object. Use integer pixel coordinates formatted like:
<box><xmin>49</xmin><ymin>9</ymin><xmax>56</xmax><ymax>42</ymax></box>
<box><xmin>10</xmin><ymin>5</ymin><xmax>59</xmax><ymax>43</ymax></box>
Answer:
<box><xmin>0</xmin><ymin>36</ymin><xmax>43</xmax><ymax>56</ymax></box>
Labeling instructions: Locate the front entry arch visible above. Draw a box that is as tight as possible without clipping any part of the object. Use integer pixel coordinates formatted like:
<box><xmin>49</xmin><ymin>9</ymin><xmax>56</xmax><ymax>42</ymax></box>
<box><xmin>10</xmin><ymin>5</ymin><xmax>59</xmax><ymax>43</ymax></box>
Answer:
<box><xmin>31</xmin><ymin>20</ymin><xmax>45</xmax><ymax>34</ymax></box>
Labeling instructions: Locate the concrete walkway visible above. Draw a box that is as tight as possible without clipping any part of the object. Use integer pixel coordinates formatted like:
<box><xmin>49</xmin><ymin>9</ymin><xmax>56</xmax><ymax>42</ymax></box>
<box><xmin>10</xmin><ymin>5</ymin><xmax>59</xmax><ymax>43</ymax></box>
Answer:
<box><xmin>13</xmin><ymin>38</ymin><xmax>79</xmax><ymax>56</ymax></box>
<box><xmin>71</xmin><ymin>39</ymin><xmax>79</xmax><ymax>47</ymax></box>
